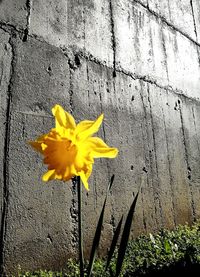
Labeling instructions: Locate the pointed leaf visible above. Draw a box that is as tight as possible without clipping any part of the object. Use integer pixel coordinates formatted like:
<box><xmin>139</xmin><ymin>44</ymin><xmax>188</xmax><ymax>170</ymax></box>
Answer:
<box><xmin>107</xmin><ymin>174</ymin><xmax>115</xmax><ymax>193</ymax></box>
<box><xmin>87</xmin><ymin>199</ymin><xmax>106</xmax><ymax>277</ymax></box>
<box><xmin>87</xmin><ymin>175</ymin><xmax>114</xmax><ymax>277</ymax></box>
<box><xmin>77</xmin><ymin>176</ymin><xmax>84</xmax><ymax>277</ymax></box>
<box><xmin>105</xmin><ymin>215</ymin><xmax>123</xmax><ymax>271</ymax></box>
<box><xmin>115</xmin><ymin>191</ymin><xmax>140</xmax><ymax>277</ymax></box>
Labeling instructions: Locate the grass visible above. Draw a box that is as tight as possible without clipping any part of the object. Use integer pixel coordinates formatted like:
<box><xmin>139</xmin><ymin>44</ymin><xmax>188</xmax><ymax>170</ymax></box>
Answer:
<box><xmin>17</xmin><ymin>221</ymin><xmax>200</xmax><ymax>276</ymax></box>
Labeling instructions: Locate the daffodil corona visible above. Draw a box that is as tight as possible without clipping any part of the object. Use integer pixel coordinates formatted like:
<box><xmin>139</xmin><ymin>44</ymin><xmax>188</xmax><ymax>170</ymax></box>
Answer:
<box><xmin>29</xmin><ymin>104</ymin><xmax>118</xmax><ymax>190</ymax></box>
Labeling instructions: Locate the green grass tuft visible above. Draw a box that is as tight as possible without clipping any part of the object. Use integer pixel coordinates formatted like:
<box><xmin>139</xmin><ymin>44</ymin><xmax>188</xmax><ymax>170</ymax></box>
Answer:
<box><xmin>18</xmin><ymin>221</ymin><xmax>200</xmax><ymax>276</ymax></box>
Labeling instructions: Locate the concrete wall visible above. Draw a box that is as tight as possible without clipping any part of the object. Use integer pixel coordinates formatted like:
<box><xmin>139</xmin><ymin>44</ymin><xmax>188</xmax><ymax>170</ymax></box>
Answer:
<box><xmin>0</xmin><ymin>0</ymin><xmax>200</xmax><ymax>275</ymax></box>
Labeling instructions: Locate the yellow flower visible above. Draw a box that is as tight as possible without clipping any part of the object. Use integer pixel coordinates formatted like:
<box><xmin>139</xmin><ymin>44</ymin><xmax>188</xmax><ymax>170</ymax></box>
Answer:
<box><xmin>29</xmin><ymin>104</ymin><xmax>118</xmax><ymax>190</ymax></box>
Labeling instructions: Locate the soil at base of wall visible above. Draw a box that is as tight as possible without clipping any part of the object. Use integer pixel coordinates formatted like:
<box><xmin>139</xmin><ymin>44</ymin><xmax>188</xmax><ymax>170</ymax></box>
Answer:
<box><xmin>125</xmin><ymin>260</ymin><xmax>200</xmax><ymax>276</ymax></box>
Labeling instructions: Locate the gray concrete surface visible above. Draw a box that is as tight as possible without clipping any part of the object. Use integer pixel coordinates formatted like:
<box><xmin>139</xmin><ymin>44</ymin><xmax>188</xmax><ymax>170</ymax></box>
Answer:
<box><xmin>0</xmin><ymin>0</ymin><xmax>200</xmax><ymax>275</ymax></box>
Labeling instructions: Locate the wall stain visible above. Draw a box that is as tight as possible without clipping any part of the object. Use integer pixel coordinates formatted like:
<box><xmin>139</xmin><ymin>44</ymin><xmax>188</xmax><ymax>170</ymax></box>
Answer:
<box><xmin>178</xmin><ymin>100</ymin><xmax>196</xmax><ymax>220</ymax></box>
<box><xmin>147</xmin><ymin>85</ymin><xmax>164</xmax><ymax>228</ymax></box>
<box><xmin>134</xmin><ymin>0</ymin><xmax>200</xmax><ymax>48</ymax></box>
<box><xmin>161</xmin><ymin>105</ymin><xmax>176</xmax><ymax>225</ymax></box>
<box><xmin>139</xmin><ymin>86</ymin><xmax>160</xmax><ymax>229</ymax></box>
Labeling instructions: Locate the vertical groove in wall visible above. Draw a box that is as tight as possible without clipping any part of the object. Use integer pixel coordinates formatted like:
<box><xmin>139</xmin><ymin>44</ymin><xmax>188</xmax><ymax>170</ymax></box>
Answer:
<box><xmin>86</xmin><ymin>62</ymin><xmax>98</xmax><ymax>208</ymax></box>
<box><xmin>167</xmin><ymin>0</ymin><xmax>172</xmax><ymax>22</ymax></box>
<box><xmin>98</xmin><ymin>77</ymin><xmax>116</xmax><ymax>232</ymax></box>
<box><xmin>190</xmin><ymin>0</ymin><xmax>198</xmax><ymax>42</ymax></box>
<box><xmin>147</xmin><ymin>85</ymin><xmax>164</xmax><ymax>227</ymax></box>
<box><xmin>68</xmin><ymin>62</ymin><xmax>74</xmax><ymax>114</ymax></box>
<box><xmin>0</xmin><ymin>36</ymin><xmax>15</xmax><ymax>276</ymax></box>
<box><xmin>138</xmin><ymin>107</ymin><xmax>149</xmax><ymax>233</ymax></box>
<box><xmin>178</xmin><ymin>101</ymin><xmax>196</xmax><ymax>220</ymax></box>
<box><xmin>192</xmin><ymin>106</ymin><xmax>200</xmax><ymax>155</ymax></box>
<box><xmin>70</xmin><ymin>178</ymin><xmax>78</xmax><ymax>253</ymax></box>
<box><xmin>160</xmin><ymin>26</ymin><xmax>169</xmax><ymax>82</ymax></box>
<box><xmin>23</xmin><ymin>0</ymin><xmax>32</xmax><ymax>42</ymax></box>
<box><xmin>109</xmin><ymin>77</ymin><xmax>117</xmax><ymax>232</ymax></box>
<box><xmin>0</xmin><ymin>63</ymin><xmax>3</xmax><ymax>87</ymax></box>
<box><xmin>82</xmin><ymin>0</ymin><xmax>86</xmax><ymax>49</ymax></box>
<box><xmin>140</xmin><ymin>184</ymin><xmax>147</xmax><ymax>232</ymax></box>
<box><xmin>67</xmin><ymin>66</ymin><xmax>78</xmax><ymax>252</ymax></box>
<box><xmin>139</xmin><ymin>88</ymin><xmax>160</xmax><ymax>228</ymax></box>
<box><xmin>109</xmin><ymin>0</ymin><xmax>116</xmax><ymax>78</ymax></box>
<box><xmin>134</xmin><ymin>0</ymin><xmax>200</xmax><ymax>48</ymax></box>
<box><xmin>149</xmin><ymin>26</ymin><xmax>155</xmax><ymax>72</ymax></box>
<box><xmin>190</xmin><ymin>0</ymin><xmax>200</xmax><ymax>65</ymax></box>
<box><xmin>161</xmin><ymin>106</ymin><xmax>176</xmax><ymax>225</ymax></box>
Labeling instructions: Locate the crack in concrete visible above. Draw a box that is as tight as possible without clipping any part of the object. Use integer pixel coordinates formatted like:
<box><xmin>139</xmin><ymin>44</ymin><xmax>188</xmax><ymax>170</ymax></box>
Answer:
<box><xmin>0</xmin><ymin>36</ymin><xmax>15</xmax><ymax>277</ymax></box>
<box><xmin>117</xmin><ymin>67</ymin><xmax>200</xmax><ymax>105</ymax></box>
<box><xmin>63</xmin><ymin>47</ymin><xmax>200</xmax><ymax>104</ymax></box>
<box><xmin>109</xmin><ymin>0</ymin><xmax>116</xmax><ymax>77</ymax></box>
<box><xmin>23</xmin><ymin>0</ymin><xmax>32</xmax><ymax>42</ymax></box>
<box><xmin>134</xmin><ymin>0</ymin><xmax>200</xmax><ymax>47</ymax></box>
<box><xmin>0</xmin><ymin>21</ymin><xmax>24</xmax><ymax>36</ymax></box>
<box><xmin>178</xmin><ymin>101</ymin><xmax>196</xmax><ymax>220</ymax></box>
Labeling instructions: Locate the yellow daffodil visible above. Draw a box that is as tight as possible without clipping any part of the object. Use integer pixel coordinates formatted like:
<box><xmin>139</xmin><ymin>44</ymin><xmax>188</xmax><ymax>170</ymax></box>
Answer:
<box><xmin>29</xmin><ymin>104</ymin><xmax>118</xmax><ymax>190</ymax></box>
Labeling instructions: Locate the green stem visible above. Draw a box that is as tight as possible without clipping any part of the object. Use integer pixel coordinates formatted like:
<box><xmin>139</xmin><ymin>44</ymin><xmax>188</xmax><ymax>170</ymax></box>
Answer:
<box><xmin>77</xmin><ymin>176</ymin><xmax>84</xmax><ymax>277</ymax></box>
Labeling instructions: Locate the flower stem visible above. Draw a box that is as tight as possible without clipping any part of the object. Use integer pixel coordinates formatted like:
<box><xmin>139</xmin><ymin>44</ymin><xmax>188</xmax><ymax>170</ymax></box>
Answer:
<box><xmin>77</xmin><ymin>176</ymin><xmax>84</xmax><ymax>277</ymax></box>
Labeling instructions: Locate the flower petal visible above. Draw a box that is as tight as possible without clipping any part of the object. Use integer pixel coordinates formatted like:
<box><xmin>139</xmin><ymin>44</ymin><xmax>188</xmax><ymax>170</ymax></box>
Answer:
<box><xmin>83</xmin><ymin>137</ymin><xmax>118</xmax><ymax>158</ymax></box>
<box><xmin>79</xmin><ymin>171</ymin><xmax>89</xmax><ymax>191</ymax></box>
<box><xmin>76</xmin><ymin>114</ymin><xmax>104</xmax><ymax>141</ymax></box>
<box><xmin>75</xmin><ymin>120</ymin><xmax>94</xmax><ymax>135</ymax></box>
<box><xmin>42</xmin><ymin>169</ymin><xmax>56</xmax><ymax>181</ymax></box>
<box><xmin>52</xmin><ymin>104</ymin><xmax>76</xmax><ymax>131</ymax></box>
<box><xmin>29</xmin><ymin>141</ymin><xmax>43</xmax><ymax>153</ymax></box>
<box><xmin>28</xmin><ymin>135</ymin><xmax>47</xmax><ymax>153</ymax></box>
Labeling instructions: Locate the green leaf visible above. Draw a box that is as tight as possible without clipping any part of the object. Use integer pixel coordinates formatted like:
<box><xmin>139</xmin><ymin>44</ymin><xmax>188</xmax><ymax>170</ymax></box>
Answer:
<box><xmin>115</xmin><ymin>190</ymin><xmax>140</xmax><ymax>277</ymax></box>
<box><xmin>87</xmin><ymin>175</ymin><xmax>115</xmax><ymax>277</ymax></box>
<box><xmin>107</xmin><ymin>174</ymin><xmax>115</xmax><ymax>193</ymax></box>
<box><xmin>77</xmin><ymin>176</ymin><xmax>84</xmax><ymax>277</ymax></box>
<box><xmin>105</xmin><ymin>215</ymin><xmax>124</xmax><ymax>272</ymax></box>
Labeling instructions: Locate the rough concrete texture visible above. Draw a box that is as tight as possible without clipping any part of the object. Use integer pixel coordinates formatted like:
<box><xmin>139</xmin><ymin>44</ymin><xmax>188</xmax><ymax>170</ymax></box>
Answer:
<box><xmin>0</xmin><ymin>0</ymin><xmax>27</xmax><ymax>30</ymax></box>
<box><xmin>29</xmin><ymin>0</ymin><xmax>113</xmax><ymax>66</ymax></box>
<box><xmin>0</xmin><ymin>0</ymin><xmax>200</xmax><ymax>275</ymax></box>
<box><xmin>114</xmin><ymin>0</ymin><xmax>200</xmax><ymax>99</ymax></box>
<box><xmin>138</xmin><ymin>0</ymin><xmax>197</xmax><ymax>43</ymax></box>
